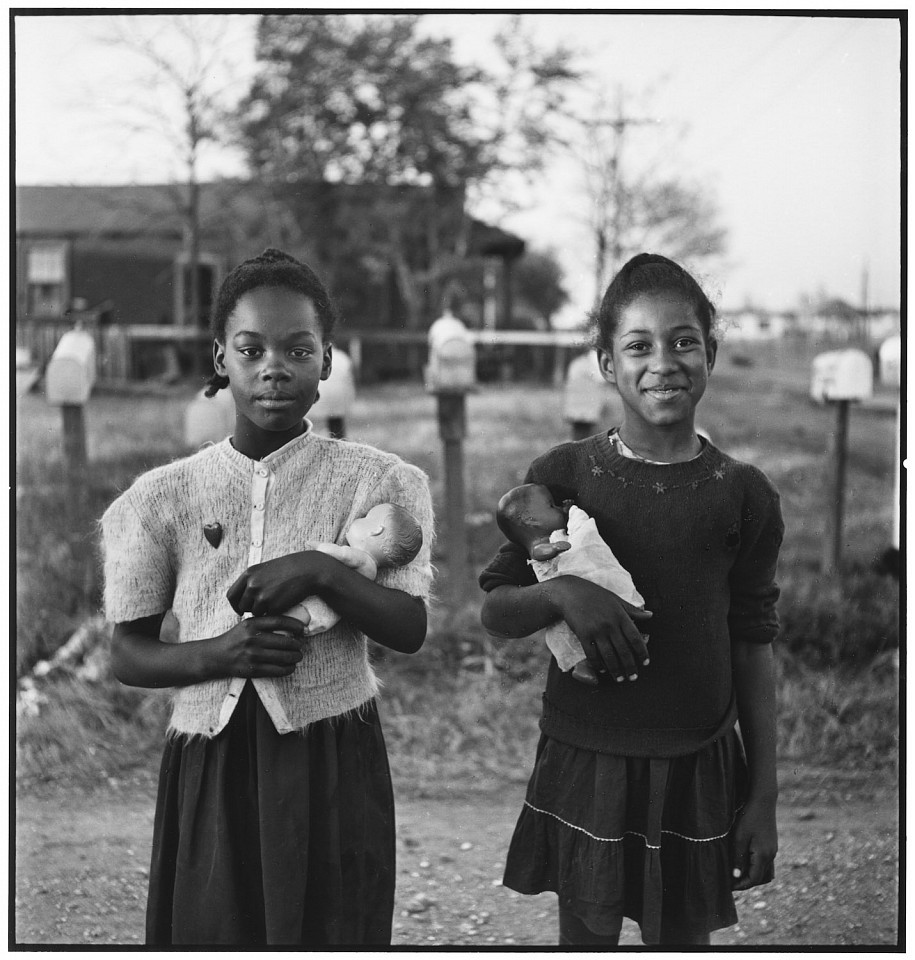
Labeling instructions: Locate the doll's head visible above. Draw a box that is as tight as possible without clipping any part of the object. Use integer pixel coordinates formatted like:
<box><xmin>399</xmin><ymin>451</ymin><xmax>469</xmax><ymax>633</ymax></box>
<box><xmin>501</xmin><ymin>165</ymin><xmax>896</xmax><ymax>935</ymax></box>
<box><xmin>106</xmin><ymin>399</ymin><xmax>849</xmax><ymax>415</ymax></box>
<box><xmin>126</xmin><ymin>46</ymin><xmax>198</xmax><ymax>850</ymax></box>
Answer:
<box><xmin>346</xmin><ymin>503</ymin><xmax>423</xmax><ymax>568</ymax></box>
<box><xmin>497</xmin><ymin>484</ymin><xmax>570</xmax><ymax>557</ymax></box>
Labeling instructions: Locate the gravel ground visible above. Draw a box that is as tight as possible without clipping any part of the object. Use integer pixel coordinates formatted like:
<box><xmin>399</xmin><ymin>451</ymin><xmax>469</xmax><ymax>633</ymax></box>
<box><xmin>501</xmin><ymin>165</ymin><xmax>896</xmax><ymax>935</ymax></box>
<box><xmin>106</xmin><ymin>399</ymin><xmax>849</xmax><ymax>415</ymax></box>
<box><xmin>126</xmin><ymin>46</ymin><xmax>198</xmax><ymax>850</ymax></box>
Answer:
<box><xmin>14</xmin><ymin>763</ymin><xmax>899</xmax><ymax>948</ymax></box>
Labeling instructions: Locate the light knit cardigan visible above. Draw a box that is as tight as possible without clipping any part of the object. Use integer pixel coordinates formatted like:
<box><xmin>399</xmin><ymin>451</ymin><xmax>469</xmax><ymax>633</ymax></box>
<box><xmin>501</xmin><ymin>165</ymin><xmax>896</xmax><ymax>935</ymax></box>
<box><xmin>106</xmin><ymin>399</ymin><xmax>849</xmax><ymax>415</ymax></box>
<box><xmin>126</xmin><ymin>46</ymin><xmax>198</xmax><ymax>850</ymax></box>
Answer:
<box><xmin>101</xmin><ymin>425</ymin><xmax>435</xmax><ymax>738</ymax></box>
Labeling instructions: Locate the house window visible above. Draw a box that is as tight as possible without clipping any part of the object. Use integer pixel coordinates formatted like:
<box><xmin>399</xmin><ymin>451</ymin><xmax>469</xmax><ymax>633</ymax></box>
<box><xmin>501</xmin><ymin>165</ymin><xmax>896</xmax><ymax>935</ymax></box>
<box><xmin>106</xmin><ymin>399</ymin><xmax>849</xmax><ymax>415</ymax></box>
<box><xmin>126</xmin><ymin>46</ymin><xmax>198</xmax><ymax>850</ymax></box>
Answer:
<box><xmin>26</xmin><ymin>243</ymin><xmax>67</xmax><ymax>317</ymax></box>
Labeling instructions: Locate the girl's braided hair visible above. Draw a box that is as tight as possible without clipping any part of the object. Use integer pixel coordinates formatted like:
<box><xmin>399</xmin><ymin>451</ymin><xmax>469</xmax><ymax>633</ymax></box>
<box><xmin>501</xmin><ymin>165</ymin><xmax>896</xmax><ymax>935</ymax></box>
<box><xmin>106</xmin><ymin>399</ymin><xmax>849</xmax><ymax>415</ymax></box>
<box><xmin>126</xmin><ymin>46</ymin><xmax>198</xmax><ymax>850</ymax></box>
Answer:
<box><xmin>205</xmin><ymin>248</ymin><xmax>338</xmax><ymax>397</ymax></box>
<box><xmin>592</xmin><ymin>252</ymin><xmax>717</xmax><ymax>350</ymax></box>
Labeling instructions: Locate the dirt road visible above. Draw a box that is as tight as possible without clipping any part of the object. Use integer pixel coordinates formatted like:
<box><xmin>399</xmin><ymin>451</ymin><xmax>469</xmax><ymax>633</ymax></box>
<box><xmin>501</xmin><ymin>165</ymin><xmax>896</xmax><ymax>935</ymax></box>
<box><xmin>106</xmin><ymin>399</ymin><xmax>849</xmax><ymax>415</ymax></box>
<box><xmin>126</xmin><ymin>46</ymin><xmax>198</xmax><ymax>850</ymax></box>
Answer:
<box><xmin>14</xmin><ymin>765</ymin><xmax>898</xmax><ymax>948</ymax></box>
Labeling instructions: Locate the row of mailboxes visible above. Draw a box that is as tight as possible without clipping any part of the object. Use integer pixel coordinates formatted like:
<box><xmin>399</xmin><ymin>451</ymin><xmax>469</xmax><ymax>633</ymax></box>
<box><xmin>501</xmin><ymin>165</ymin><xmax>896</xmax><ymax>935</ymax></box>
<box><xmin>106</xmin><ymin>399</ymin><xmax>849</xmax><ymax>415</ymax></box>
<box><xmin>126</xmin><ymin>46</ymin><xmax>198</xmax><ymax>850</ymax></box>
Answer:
<box><xmin>40</xmin><ymin>323</ymin><xmax>896</xmax><ymax>413</ymax></box>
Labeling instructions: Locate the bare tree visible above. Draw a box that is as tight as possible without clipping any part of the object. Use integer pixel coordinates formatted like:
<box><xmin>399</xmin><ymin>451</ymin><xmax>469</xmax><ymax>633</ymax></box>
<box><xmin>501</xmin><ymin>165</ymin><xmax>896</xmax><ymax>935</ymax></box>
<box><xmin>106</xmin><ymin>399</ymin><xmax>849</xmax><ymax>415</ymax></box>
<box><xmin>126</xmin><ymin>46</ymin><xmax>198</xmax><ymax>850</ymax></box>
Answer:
<box><xmin>575</xmin><ymin>86</ymin><xmax>727</xmax><ymax>309</ymax></box>
<box><xmin>98</xmin><ymin>14</ymin><xmax>241</xmax><ymax>327</ymax></box>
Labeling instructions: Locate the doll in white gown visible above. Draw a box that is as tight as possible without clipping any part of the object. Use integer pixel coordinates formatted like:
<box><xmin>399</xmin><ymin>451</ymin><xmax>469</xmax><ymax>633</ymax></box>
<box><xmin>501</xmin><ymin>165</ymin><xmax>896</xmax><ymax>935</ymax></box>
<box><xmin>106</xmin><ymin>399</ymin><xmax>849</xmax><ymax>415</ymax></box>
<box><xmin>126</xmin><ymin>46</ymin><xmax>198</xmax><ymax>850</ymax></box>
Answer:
<box><xmin>496</xmin><ymin>483</ymin><xmax>645</xmax><ymax>684</ymax></box>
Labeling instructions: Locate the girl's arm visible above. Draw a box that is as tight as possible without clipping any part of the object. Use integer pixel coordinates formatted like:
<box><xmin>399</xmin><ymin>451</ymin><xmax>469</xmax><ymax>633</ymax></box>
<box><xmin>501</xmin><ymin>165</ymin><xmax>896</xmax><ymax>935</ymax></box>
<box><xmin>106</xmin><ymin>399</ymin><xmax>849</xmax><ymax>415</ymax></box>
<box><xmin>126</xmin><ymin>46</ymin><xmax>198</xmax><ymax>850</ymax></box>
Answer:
<box><xmin>226</xmin><ymin>550</ymin><xmax>427</xmax><ymax>654</ymax></box>
<box><xmin>111</xmin><ymin>611</ymin><xmax>308</xmax><ymax>688</ymax></box>
<box><xmin>481</xmin><ymin>577</ymin><xmax>651</xmax><ymax>681</ymax></box>
<box><xmin>730</xmin><ymin>639</ymin><xmax>779</xmax><ymax>890</ymax></box>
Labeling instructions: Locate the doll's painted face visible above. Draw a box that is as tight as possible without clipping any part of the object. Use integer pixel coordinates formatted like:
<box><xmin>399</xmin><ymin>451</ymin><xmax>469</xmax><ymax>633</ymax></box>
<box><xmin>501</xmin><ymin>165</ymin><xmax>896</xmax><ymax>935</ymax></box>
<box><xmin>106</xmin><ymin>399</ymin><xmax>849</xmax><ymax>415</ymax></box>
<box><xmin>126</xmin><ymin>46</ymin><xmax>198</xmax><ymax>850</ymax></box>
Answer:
<box><xmin>497</xmin><ymin>483</ymin><xmax>569</xmax><ymax>550</ymax></box>
<box><xmin>520</xmin><ymin>486</ymin><xmax>569</xmax><ymax>534</ymax></box>
<box><xmin>347</xmin><ymin>504</ymin><xmax>393</xmax><ymax>559</ymax></box>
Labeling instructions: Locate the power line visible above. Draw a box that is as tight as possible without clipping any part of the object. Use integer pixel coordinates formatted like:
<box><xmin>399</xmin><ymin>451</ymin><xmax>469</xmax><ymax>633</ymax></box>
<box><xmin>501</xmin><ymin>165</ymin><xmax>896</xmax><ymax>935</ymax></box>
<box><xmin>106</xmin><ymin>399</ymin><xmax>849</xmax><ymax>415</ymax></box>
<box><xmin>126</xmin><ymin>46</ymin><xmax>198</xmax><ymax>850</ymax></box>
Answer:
<box><xmin>706</xmin><ymin>20</ymin><xmax>863</xmax><ymax>157</ymax></box>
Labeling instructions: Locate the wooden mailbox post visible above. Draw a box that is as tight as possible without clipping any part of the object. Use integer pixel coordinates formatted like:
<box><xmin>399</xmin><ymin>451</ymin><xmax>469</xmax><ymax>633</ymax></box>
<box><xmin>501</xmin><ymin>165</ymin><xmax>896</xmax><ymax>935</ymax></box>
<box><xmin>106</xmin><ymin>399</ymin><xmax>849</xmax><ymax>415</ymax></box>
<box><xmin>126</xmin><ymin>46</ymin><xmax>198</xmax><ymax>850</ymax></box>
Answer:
<box><xmin>810</xmin><ymin>348</ymin><xmax>874</xmax><ymax>576</ymax></box>
<box><xmin>426</xmin><ymin>313</ymin><xmax>476</xmax><ymax>597</ymax></box>
<box><xmin>46</xmin><ymin>328</ymin><xmax>96</xmax><ymax>482</ymax></box>
<box><xmin>319</xmin><ymin>349</ymin><xmax>356</xmax><ymax>439</ymax></box>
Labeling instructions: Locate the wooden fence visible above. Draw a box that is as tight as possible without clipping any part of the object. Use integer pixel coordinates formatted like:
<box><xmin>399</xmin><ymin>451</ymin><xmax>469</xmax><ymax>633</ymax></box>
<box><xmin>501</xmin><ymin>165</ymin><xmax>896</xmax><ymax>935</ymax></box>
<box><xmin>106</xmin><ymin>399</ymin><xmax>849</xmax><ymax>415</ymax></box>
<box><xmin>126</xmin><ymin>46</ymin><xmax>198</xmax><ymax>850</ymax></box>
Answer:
<box><xmin>16</xmin><ymin>322</ymin><xmax>593</xmax><ymax>386</ymax></box>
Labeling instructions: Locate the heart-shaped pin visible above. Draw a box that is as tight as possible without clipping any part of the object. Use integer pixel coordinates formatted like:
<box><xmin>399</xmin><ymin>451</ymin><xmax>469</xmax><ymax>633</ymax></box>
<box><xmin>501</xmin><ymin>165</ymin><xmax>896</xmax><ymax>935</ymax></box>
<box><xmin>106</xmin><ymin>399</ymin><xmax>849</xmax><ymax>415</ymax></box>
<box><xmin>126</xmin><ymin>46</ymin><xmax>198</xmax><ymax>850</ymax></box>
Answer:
<box><xmin>203</xmin><ymin>523</ymin><xmax>223</xmax><ymax>548</ymax></box>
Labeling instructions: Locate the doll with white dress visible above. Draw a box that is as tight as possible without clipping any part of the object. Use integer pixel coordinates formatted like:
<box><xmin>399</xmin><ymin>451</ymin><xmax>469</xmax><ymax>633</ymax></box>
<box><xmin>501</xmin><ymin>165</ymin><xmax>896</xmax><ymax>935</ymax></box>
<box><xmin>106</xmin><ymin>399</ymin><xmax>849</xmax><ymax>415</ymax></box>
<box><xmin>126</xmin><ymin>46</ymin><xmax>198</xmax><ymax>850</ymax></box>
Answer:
<box><xmin>496</xmin><ymin>483</ymin><xmax>646</xmax><ymax>685</ymax></box>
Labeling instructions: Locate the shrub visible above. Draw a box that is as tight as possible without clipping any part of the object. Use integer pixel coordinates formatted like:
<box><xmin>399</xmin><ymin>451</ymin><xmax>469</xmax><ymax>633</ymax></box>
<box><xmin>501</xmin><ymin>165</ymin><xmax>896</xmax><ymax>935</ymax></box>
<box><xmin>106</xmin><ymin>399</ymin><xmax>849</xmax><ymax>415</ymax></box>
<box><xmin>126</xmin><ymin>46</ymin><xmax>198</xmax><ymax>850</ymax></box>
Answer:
<box><xmin>777</xmin><ymin>567</ymin><xmax>900</xmax><ymax>670</ymax></box>
<box><xmin>774</xmin><ymin>646</ymin><xmax>898</xmax><ymax>768</ymax></box>
<box><xmin>17</xmin><ymin>670</ymin><xmax>171</xmax><ymax>786</ymax></box>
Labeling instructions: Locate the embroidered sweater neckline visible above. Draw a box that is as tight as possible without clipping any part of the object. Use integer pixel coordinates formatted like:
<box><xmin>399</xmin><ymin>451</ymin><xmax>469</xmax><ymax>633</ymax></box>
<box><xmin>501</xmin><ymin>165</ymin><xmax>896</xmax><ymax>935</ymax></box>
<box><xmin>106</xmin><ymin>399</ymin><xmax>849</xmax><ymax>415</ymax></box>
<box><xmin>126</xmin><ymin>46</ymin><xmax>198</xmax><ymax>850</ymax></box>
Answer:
<box><xmin>590</xmin><ymin>430</ymin><xmax>721</xmax><ymax>482</ymax></box>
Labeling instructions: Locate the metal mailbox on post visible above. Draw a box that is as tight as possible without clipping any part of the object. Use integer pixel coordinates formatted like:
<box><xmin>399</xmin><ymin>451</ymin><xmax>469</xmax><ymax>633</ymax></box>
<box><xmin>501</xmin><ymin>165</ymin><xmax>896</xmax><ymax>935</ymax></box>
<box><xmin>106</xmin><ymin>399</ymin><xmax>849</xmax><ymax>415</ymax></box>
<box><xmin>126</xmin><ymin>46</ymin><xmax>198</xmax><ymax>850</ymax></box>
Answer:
<box><xmin>810</xmin><ymin>348</ymin><xmax>874</xmax><ymax>576</ymax></box>
<box><xmin>184</xmin><ymin>386</ymin><xmax>236</xmax><ymax>449</ymax></box>
<box><xmin>563</xmin><ymin>351</ymin><xmax>611</xmax><ymax>441</ymax></box>
<box><xmin>425</xmin><ymin>312</ymin><xmax>476</xmax><ymax>598</ymax></box>
<box><xmin>46</xmin><ymin>329</ymin><xmax>96</xmax><ymax>406</ymax></box>
<box><xmin>319</xmin><ymin>349</ymin><xmax>357</xmax><ymax>439</ymax></box>
<box><xmin>878</xmin><ymin>333</ymin><xmax>901</xmax><ymax>389</ymax></box>
<box><xmin>425</xmin><ymin>312</ymin><xmax>477</xmax><ymax>395</ymax></box>
<box><xmin>46</xmin><ymin>328</ymin><xmax>97</xmax><ymax>479</ymax></box>
<box><xmin>810</xmin><ymin>348</ymin><xmax>874</xmax><ymax>404</ymax></box>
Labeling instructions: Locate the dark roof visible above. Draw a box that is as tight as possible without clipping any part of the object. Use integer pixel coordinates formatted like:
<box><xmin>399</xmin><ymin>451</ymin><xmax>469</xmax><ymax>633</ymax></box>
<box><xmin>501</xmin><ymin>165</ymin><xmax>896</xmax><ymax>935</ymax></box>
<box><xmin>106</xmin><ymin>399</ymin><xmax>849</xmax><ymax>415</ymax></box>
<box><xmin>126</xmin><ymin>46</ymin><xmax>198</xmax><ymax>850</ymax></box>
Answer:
<box><xmin>16</xmin><ymin>183</ymin><xmax>527</xmax><ymax>260</ymax></box>
<box><xmin>18</xmin><ymin>183</ymin><xmax>182</xmax><ymax>235</ymax></box>
<box><xmin>468</xmin><ymin>218</ymin><xmax>526</xmax><ymax>259</ymax></box>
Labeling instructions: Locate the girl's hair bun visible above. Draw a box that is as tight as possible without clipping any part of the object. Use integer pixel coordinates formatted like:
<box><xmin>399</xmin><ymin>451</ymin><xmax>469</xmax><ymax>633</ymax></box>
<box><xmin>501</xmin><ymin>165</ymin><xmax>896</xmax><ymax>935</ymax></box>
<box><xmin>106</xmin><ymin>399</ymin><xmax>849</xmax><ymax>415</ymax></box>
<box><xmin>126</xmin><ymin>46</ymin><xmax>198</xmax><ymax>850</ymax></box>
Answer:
<box><xmin>258</xmin><ymin>248</ymin><xmax>297</xmax><ymax>264</ymax></box>
<box><xmin>593</xmin><ymin>251</ymin><xmax>717</xmax><ymax>347</ymax></box>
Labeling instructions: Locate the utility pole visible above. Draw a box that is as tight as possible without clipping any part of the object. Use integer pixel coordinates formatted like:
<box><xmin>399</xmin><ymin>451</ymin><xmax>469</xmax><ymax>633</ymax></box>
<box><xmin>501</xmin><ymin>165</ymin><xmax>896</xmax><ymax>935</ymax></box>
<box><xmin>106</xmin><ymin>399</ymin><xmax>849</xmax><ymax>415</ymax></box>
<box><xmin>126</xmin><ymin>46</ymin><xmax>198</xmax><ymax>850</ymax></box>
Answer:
<box><xmin>860</xmin><ymin>259</ymin><xmax>870</xmax><ymax>343</ymax></box>
<box><xmin>582</xmin><ymin>87</ymin><xmax>657</xmax><ymax>310</ymax></box>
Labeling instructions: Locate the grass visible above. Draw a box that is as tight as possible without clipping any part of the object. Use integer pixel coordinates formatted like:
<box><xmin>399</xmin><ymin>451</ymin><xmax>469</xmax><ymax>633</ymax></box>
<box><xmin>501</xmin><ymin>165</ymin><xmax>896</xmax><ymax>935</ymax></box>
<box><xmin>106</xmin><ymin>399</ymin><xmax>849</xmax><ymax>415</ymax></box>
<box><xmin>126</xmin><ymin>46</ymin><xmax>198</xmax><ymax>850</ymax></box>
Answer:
<box><xmin>15</xmin><ymin>337</ymin><xmax>900</xmax><ymax>787</ymax></box>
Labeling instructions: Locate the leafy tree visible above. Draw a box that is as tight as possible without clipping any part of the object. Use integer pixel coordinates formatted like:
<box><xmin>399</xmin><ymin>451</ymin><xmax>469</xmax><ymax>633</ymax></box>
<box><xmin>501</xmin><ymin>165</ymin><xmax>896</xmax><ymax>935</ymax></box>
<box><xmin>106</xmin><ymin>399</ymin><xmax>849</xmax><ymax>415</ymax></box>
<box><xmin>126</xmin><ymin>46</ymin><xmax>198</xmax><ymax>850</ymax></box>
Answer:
<box><xmin>234</xmin><ymin>13</ymin><xmax>578</xmax><ymax>327</ymax></box>
<box><xmin>513</xmin><ymin>249</ymin><xmax>569</xmax><ymax>329</ymax></box>
<box><xmin>239</xmin><ymin>14</ymin><xmax>488</xmax><ymax>187</ymax></box>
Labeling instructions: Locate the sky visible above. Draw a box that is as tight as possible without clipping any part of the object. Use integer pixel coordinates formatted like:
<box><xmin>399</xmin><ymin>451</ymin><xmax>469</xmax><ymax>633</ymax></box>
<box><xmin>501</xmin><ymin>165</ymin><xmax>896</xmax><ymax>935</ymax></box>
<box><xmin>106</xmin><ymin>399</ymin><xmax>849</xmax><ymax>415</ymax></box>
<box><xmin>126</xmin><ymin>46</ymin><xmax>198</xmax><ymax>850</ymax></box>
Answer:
<box><xmin>13</xmin><ymin>10</ymin><xmax>903</xmax><ymax>319</ymax></box>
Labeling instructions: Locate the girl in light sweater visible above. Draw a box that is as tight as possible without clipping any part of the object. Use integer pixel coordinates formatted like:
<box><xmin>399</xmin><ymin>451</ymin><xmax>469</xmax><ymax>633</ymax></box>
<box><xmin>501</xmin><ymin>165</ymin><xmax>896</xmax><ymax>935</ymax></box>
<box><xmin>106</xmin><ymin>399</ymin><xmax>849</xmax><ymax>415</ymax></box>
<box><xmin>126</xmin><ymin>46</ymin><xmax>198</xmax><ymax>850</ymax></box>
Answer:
<box><xmin>480</xmin><ymin>253</ymin><xmax>783</xmax><ymax>946</ymax></box>
<box><xmin>101</xmin><ymin>249</ymin><xmax>434</xmax><ymax>946</ymax></box>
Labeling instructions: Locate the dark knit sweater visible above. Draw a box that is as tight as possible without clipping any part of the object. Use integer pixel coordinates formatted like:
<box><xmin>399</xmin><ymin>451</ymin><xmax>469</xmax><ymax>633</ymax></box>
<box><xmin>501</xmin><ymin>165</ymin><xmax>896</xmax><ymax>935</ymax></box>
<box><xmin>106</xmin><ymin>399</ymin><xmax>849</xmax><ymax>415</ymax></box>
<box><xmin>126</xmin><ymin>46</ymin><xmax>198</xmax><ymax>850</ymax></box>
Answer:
<box><xmin>479</xmin><ymin>433</ymin><xmax>784</xmax><ymax>759</ymax></box>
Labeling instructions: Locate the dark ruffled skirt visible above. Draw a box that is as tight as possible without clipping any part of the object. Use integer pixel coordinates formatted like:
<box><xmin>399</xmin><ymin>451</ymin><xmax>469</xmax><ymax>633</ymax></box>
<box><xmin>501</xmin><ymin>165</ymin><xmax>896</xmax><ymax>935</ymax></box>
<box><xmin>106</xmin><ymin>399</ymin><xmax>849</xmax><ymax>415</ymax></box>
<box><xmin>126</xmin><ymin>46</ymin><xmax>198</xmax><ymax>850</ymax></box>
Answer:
<box><xmin>146</xmin><ymin>682</ymin><xmax>396</xmax><ymax>946</ymax></box>
<box><xmin>503</xmin><ymin>729</ymin><xmax>748</xmax><ymax>944</ymax></box>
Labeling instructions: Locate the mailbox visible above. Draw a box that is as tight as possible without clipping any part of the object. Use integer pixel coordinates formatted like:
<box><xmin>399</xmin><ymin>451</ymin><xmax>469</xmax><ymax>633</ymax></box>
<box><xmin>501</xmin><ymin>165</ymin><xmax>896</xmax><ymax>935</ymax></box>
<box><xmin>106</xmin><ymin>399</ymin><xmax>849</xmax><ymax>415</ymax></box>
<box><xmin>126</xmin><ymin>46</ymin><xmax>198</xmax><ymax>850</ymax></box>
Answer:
<box><xmin>45</xmin><ymin>329</ymin><xmax>96</xmax><ymax>405</ymax></box>
<box><xmin>810</xmin><ymin>349</ymin><xmax>873</xmax><ymax>403</ymax></box>
<box><xmin>878</xmin><ymin>334</ymin><xmax>901</xmax><ymax>388</ymax></box>
<box><xmin>184</xmin><ymin>385</ymin><xmax>235</xmax><ymax>448</ymax></box>
<box><xmin>425</xmin><ymin>312</ymin><xmax>476</xmax><ymax>393</ymax></box>
<box><xmin>563</xmin><ymin>352</ymin><xmax>607</xmax><ymax>424</ymax></box>
<box><xmin>319</xmin><ymin>349</ymin><xmax>356</xmax><ymax>419</ymax></box>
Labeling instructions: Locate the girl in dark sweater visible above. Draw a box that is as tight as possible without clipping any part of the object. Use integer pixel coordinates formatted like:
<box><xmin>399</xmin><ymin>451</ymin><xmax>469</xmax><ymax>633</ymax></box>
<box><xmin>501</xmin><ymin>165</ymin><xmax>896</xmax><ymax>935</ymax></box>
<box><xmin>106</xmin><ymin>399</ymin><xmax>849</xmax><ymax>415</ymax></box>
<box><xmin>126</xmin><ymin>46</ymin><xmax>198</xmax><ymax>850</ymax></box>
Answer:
<box><xmin>479</xmin><ymin>253</ymin><xmax>783</xmax><ymax>946</ymax></box>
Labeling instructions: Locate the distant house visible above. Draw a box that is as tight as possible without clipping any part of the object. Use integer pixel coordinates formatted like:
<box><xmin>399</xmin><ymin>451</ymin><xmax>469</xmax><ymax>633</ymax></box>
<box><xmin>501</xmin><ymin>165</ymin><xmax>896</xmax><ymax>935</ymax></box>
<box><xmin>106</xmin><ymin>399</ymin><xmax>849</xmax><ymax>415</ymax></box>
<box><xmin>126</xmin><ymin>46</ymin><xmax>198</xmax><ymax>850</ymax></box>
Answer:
<box><xmin>15</xmin><ymin>182</ymin><xmax>525</xmax><ymax>336</ymax></box>
<box><xmin>798</xmin><ymin>297</ymin><xmax>873</xmax><ymax>341</ymax></box>
<box><xmin>723</xmin><ymin>309</ymin><xmax>792</xmax><ymax>341</ymax></box>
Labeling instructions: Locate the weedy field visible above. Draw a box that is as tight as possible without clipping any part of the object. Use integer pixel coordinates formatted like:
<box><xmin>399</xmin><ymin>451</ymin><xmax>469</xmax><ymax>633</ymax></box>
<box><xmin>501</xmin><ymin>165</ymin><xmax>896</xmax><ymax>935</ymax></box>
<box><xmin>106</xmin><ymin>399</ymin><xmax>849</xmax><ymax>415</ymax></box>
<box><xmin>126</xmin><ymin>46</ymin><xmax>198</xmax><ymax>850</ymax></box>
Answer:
<box><xmin>16</xmin><ymin>335</ymin><xmax>900</xmax><ymax>791</ymax></box>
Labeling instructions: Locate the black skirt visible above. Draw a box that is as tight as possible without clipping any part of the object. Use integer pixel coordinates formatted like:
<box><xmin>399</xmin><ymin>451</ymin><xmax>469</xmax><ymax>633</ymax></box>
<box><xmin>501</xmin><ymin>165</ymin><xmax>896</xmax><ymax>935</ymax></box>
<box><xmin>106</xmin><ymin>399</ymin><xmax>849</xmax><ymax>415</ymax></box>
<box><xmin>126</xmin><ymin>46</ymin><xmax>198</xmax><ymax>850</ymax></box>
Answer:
<box><xmin>146</xmin><ymin>682</ymin><xmax>396</xmax><ymax>946</ymax></box>
<box><xmin>503</xmin><ymin>729</ymin><xmax>748</xmax><ymax>945</ymax></box>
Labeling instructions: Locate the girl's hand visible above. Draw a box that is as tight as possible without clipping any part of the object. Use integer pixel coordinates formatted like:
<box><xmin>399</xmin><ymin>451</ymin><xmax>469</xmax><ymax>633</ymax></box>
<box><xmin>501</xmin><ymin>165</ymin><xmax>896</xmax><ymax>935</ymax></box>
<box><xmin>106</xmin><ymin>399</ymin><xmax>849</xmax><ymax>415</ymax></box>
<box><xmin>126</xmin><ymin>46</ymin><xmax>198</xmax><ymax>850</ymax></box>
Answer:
<box><xmin>213</xmin><ymin>615</ymin><xmax>307</xmax><ymax>679</ymax></box>
<box><xmin>227</xmin><ymin>551</ymin><xmax>332</xmax><ymax>615</ymax></box>
<box><xmin>731</xmin><ymin>794</ymin><xmax>778</xmax><ymax>890</ymax></box>
<box><xmin>554</xmin><ymin>577</ymin><xmax>652</xmax><ymax>682</ymax></box>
